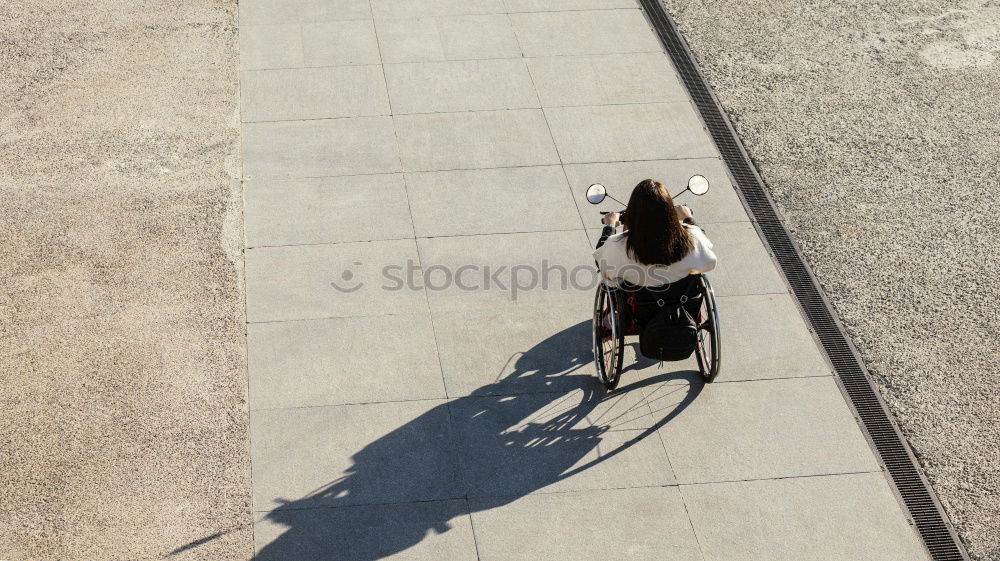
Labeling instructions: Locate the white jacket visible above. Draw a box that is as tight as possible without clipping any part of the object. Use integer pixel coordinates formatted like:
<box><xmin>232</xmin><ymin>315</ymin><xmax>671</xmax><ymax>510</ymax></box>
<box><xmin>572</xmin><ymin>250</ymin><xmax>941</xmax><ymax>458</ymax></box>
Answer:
<box><xmin>593</xmin><ymin>224</ymin><xmax>717</xmax><ymax>288</ymax></box>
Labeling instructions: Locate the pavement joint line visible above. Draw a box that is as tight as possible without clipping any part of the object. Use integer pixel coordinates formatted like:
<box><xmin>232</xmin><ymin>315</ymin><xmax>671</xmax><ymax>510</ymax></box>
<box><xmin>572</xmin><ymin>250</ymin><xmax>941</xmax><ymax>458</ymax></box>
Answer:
<box><xmin>253</xmin><ymin>495</ymin><xmax>472</xmax><ymax>515</ymax></box>
<box><xmin>241</xmin><ymin>99</ymin><xmax>699</xmax><ymax>125</ymax></box>
<box><xmin>381</xmin><ymin>53</ymin><xmax>674</xmax><ymax>67</ymax></box>
<box><xmin>649</xmin><ymin>389</ymin><xmax>682</xmax><ymax>483</ymax></box>
<box><xmin>504</xmin><ymin>8</ymin><xmax>643</xmax><ymax>14</ymax></box>
<box><xmin>240</xmin><ymin>50</ymin><xmax>668</xmax><ymax>73</ymax></box>
<box><xmin>246</xmin><ymin>372</ymin><xmax>834</xmax><ymax>414</ymax></box>
<box><xmin>709</xmin><ymin>372</ymin><xmax>833</xmax><ymax>383</ymax></box>
<box><xmin>241</xmin><ymin>155</ymin><xmax>731</xmax><ymax>182</ymax></box>
<box><xmin>243</xmin><ymin>157</ymin><xmax>724</xmax><ymax>183</ymax></box>
<box><xmin>505</xmin><ymin>9</ymin><xmax>529</xmax><ymax>73</ymax></box>
<box><xmin>243</xmin><ymin>282</ymin><xmax>793</xmax><ymax>326</ymax></box>
<box><xmin>240</xmin><ymin>19</ymin><xmax>375</xmax><ymax>27</ymax></box>
<box><xmin>674</xmin><ymin>469</ymin><xmax>885</xmax><ymax>487</ymax></box>
<box><xmin>514</xmin><ymin>18</ymin><xmax>595</xmax><ymax>236</ymax></box>
<box><xmin>244</xmin><ymin>170</ymin><xmax>400</xmax><ymax>182</ymax></box>
<box><xmin>411</xmin><ymin>197</ymin><xmax>458</xmax><ymax>401</ymax></box>
<box><xmin>248</xmin><ymin>387</ymin><xmax>584</xmax><ymax>414</ymax></box>
<box><xmin>240</xmin><ymin>62</ymin><xmax>384</xmax><ymax>74</ymax></box>
<box><xmin>243</xmin><ymin>284</ymin><xmax>795</xmax><ymax>326</ymax></box>
<box><xmin>244</xmin><ymin>227</ymin><xmax>590</xmax><ymax>250</ymax></box>
<box><xmin>240</xmin><ymin>8</ymin><xmax>669</xmax><ymax>30</ymax></box>
<box><xmin>464</xmin><ymin>498</ymin><xmax>485</xmax><ymax>561</ymax></box>
<box><xmin>246</xmin><ymin>235</ymin><xmax>418</xmax><ymax>250</ymax></box>
<box><xmin>441</xmin><ymin>400</ymin><xmax>483</xmax><ymax>560</ymax></box>
<box><xmin>367</xmin><ymin>9</ymin><xmax>413</xmax><ymax>229</ymax></box>
<box><xmin>245</xmin><ymin>310</ymin><xmax>429</xmax><ymax>325</ymax></box>
<box><xmin>675</xmin><ymin>484</ymin><xmax>708</xmax><ymax>560</ymax></box>
<box><xmin>366</xmin><ymin>7</ymin><xmax>647</xmax><ymax>21</ymax></box>
<box><xmin>250</xmin><ymin>470</ymin><xmax>887</xmax><ymax>516</ymax></box>
<box><xmin>398</xmin><ymin>98</ymin><xmax>690</xmax><ymax>115</ymax></box>
<box><xmin>246</xmin><ymin>309</ymin><xmax>432</xmax><ymax>326</ymax></box>
<box><xmin>243</xmin><ymin>113</ymin><xmax>390</xmax><ymax>124</ymax></box>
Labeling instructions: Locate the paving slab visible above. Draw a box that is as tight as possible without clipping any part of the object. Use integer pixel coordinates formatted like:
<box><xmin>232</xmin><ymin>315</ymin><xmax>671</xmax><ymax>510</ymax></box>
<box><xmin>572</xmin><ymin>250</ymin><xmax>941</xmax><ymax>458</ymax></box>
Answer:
<box><xmin>652</xmin><ymin>376</ymin><xmax>879</xmax><ymax>483</ymax></box>
<box><xmin>371</xmin><ymin>0</ymin><xmax>506</xmax><ymax>19</ymax></box>
<box><xmin>527</xmin><ymin>53</ymin><xmax>688</xmax><ymax>107</ymax></box>
<box><xmin>405</xmin><ymin>166</ymin><xmax>580</xmax><ymax>237</ymax></box>
<box><xmin>240</xmin><ymin>24</ymin><xmax>306</xmax><ymax>70</ymax></box>
<box><xmin>376</xmin><ymin>15</ymin><xmax>521</xmax><ymax>63</ymax></box>
<box><xmin>681</xmin><ymin>472</ymin><xmax>930</xmax><ymax>561</ymax></box>
<box><xmin>250</xmin><ymin>399</ymin><xmax>461</xmax><ymax>511</ymax></box>
<box><xmin>301</xmin><ymin>20</ymin><xmax>382</xmax><ymax>67</ymax></box>
<box><xmin>564</xmin><ymin>158</ymin><xmax>750</xmax><ymax>225</ymax></box>
<box><xmin>241</xmin><ymin>65</ymin><xmax>389</xmax><ymax>122</ymax></box>
<box><xmin>243</xmin><ymin>116</ymin><xmax>400</xmax><ymax>179</ymax></box>
<box><xmin>429</xmin><ymin>304</ymin><xmax>595</xmax><ymax>397</ymax></box>
<box><xmin>395</xmin><ymin>109</ymin><xmax>559</xmax><ymax>172</ymax></box>
<box><xmin>544</xmin><ymin>102</ymin><xmax>718</xmax><ymax>163</ymax></box>
<box><xmin>597</xmin><ymin>293</ymin><xmax>830</xmax><ymax>383</ymax></box>
<box><xmin>504</xmin><ymin>0</ymin><xmax>637</xmax><ymax>11</ymax></box>
<box><xmin>509</xmin><ymin>10</ymin><xmax>662</xmax><ymax>56</ymax></box>
<box><xmin>696</xmin><ymin>221</ymin><xmax>788</xmax><ymax>297</ymax></box>
<box><xmin>241</xmin><ymin>21</ymin><xmax>383</xmax><ymax>70</ymax></box>
<box><xmin>247</xmin><ymin>313</ymin><xmax>445</xmax><ymax>410</ymax></box>
<box><xmin>469</xmin><ymin>487</ymin><xmax>702</xmax><ymax>561</ymax></box>
<box><xmin>417</xmin><ymin>230</ymin><xmax>594</xmax><ymax>312</ymax></box>
<box><xmin>254</xmin><ymin>499</ymin><xmax>479</xmax><ymax>560</ymax></box>
<box><xmin>713</xmin><ymin>293</ymin><xmax>832</xmax><ymax>380</ymax></box>
<box><xmin>244</xmin><ymin>173</ymin><xmax>412</xmax><ymax>247</ymax></box>
<box><xmin>384</xmin><ymin>59</ymin><xmax>539</xmax><ymax>114</ymax></box>
<box><xmin>245</xmin><ymin>239</ymin><xmax>427</xmax><ymax>322</ymax></box>
<box><xmin>239</xmin><ymin>0</ymin><xmax>372</xmax><ymax>25</ymax></box>
<box><xmin>452</xmin><ymin>393</ymin><xmax>675</xmax><ymax>497</ymax></box>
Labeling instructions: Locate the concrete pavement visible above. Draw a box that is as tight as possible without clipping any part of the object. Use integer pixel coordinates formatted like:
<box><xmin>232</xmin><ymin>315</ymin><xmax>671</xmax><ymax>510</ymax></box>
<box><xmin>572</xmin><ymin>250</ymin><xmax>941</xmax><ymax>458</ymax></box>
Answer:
<box><xmin>238</xmin><ymin>1</ymin><xmax>931</xmax><ymax>559</ymax></box>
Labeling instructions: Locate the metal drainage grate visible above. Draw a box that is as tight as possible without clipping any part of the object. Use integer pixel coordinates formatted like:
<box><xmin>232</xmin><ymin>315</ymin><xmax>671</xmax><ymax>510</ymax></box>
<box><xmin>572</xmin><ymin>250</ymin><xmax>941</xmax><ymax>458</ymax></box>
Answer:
<box><xmin>636</xmin><ymin>1</ymin><xmax>971</xmax><ymax>560</ymax></box>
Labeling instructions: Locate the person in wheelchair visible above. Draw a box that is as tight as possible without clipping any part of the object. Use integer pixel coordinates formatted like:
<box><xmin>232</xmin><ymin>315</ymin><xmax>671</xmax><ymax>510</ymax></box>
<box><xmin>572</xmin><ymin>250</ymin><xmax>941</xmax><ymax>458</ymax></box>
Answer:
<box><xmin>593</xmin><ymin>179</ymin><xmax>717</xmax><ymax>336</ymax></box>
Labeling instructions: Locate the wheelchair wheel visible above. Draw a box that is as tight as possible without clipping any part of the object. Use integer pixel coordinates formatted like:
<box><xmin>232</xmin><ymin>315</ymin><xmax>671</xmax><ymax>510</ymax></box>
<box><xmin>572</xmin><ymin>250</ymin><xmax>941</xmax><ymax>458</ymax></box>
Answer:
<box><xmin>695</xmin><ymin>275</ymin><xmax>721</xmax><ymax>383</ymax></box>
<box><xmin>592</xmin><ymin>284</ymin><xmax>624</xmax><ymax>390</ymax></box>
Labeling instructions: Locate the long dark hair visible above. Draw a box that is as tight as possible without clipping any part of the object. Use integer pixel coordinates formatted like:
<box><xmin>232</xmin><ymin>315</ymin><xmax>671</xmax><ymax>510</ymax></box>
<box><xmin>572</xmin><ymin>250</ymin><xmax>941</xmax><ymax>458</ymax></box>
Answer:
<box><xmin>623</xmin><ymin>179</ymin><xmax>693</xmax><ymax>265</ymax></box>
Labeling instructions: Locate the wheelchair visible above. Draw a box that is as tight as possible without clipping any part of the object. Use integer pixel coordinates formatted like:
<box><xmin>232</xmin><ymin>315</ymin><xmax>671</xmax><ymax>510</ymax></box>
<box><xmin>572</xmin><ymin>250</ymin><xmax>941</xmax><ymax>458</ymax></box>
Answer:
<box><xmin>592</xmin><ymin>274</ymin><xmax>720</xmax><ymax>390</ymax></box>
<box><xmin>585</xmin><ymin>175</ymin><xmax>721</xmax><ymax>390</ymax></box>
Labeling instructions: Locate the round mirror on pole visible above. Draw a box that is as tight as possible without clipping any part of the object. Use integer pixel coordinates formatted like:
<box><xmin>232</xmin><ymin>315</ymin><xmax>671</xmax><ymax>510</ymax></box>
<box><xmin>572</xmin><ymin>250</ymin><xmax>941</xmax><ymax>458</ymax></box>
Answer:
<box><xmin>687</xmin><ymin>175</ymin><xmax>710</xmax><ymax>196</ymax></box>
<box><xmin>586</xmin><ymin>183</ymin><xmax>607</xmax><ymax>204</ymax></box>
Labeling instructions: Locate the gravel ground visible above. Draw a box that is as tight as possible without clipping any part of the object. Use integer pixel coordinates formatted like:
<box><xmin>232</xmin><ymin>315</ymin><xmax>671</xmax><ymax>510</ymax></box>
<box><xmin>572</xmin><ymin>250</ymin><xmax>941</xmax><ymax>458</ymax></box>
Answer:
<box><xmin>0</xmin><ymin>1</ymin><xmax>250</xmax><ymax>559</ymax></box>
<box><xmin>662</xmin><ymin>0</ymin><xmax>999</xmax><ymax>558</ymax></box>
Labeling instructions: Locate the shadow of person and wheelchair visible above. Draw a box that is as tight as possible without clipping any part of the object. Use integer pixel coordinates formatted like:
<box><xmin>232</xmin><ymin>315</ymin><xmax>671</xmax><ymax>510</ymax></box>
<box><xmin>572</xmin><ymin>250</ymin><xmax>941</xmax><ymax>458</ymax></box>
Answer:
<box><xmin>171</xmin><ymin>319</ymin><xmax>705</xmax><ymax>560</ymax></box>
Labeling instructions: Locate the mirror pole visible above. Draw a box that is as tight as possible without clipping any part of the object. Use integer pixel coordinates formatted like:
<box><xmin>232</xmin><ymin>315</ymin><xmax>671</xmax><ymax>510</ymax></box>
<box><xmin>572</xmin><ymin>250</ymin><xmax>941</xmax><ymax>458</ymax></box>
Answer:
<box><xmin>671</xmin><ymin>187</ymin><xmax>690</xmax><ymax>200</ymax></box>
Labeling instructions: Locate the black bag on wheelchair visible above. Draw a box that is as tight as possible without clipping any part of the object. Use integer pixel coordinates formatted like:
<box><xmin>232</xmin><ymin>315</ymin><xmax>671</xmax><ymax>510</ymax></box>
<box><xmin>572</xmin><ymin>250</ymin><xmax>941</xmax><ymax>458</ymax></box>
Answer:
<box><xmin>634</xmin><ymin>277</ymin><xmax>701</xmax><ymax>361</ymax></box>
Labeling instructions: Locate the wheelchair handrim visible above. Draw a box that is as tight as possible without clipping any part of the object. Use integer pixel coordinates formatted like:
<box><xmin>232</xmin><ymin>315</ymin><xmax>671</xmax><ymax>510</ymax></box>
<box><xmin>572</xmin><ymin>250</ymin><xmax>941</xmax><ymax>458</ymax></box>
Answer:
<box><xmin>592</xmin><ymin>285</ymin><xmax>621</xmax><ymax>387</ymax></box>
